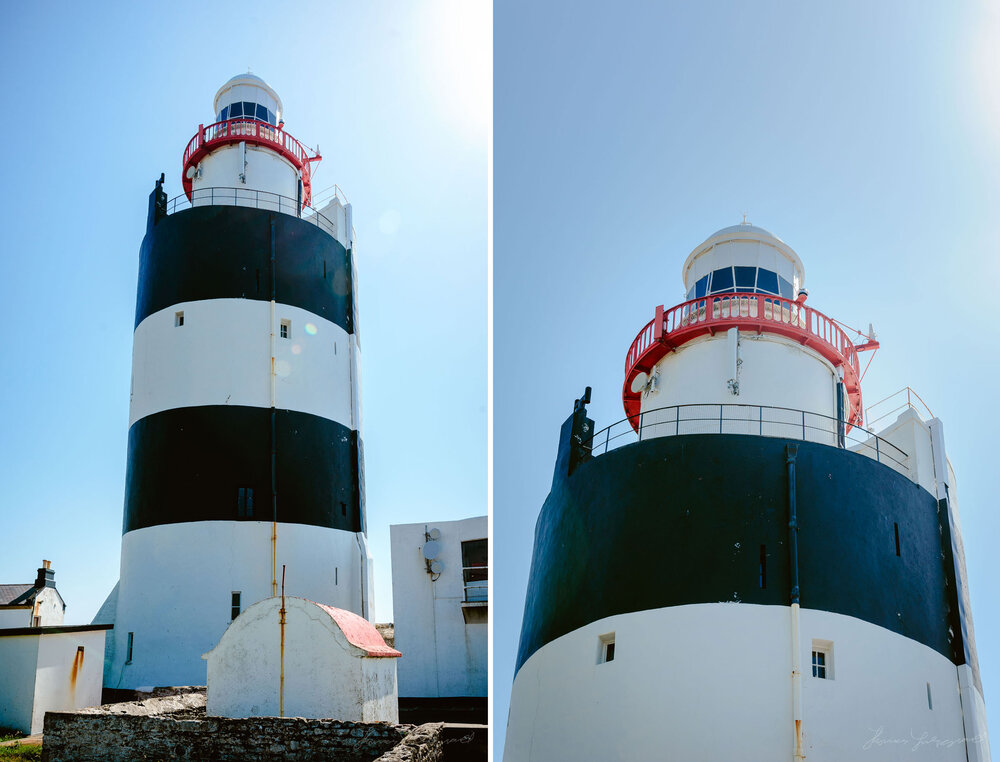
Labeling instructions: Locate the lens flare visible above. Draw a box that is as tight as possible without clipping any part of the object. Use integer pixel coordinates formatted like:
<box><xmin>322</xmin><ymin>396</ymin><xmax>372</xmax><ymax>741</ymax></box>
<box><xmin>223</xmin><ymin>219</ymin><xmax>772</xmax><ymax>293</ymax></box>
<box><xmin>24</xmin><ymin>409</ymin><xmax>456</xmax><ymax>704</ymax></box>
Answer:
<box><xmin>304</xmin><ymin>323</ymin><xmax>317</xmax><ymax>335</ymax></box>
<box><xmin>291</xmin><ymin>344</ymin><xmax>302</xmax><ymax>355</ymax></box>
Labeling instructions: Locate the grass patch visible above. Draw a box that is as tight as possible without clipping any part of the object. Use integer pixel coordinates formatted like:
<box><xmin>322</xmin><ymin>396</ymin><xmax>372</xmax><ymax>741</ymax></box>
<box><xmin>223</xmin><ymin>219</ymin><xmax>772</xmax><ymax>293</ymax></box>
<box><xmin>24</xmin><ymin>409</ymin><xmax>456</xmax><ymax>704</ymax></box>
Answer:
<box><xmin>0</xmin><ymin>745</ymin><xmax>42</xmax><ymax>761</ymax></box>
<box><xmin>0</xmin><ymin>730</ymin><xmax>20</xmax><ymax>744</ymax></box>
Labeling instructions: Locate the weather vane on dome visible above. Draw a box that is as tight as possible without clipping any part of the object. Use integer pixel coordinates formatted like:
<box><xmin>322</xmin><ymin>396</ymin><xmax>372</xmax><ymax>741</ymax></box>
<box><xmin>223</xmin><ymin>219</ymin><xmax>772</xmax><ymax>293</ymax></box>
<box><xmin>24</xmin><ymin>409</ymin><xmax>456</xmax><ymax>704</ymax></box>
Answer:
<box><xmin>741</xmin><ymin>212</ymin><xmax>750</xmax><ymax>225</ymax></box>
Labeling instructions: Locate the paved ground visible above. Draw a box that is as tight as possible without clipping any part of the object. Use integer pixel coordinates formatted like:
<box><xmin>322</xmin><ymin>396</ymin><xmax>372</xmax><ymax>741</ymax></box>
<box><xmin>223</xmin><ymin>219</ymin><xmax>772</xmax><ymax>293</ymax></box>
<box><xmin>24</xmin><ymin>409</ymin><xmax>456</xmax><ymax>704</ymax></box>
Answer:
<box><xmin>0</xmin><ymin>734</ymin><xmax>42</xmax><ymax>747</ymax></box>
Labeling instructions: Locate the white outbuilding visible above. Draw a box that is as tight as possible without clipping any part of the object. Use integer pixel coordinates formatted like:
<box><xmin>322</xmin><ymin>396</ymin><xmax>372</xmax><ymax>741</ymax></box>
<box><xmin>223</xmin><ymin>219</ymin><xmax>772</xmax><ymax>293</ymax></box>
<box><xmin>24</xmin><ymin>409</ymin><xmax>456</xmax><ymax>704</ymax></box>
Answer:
<box><xmin>203</xmin><ymin>596</ymin><xmax>401</xmax><ymax>722</ymax></box>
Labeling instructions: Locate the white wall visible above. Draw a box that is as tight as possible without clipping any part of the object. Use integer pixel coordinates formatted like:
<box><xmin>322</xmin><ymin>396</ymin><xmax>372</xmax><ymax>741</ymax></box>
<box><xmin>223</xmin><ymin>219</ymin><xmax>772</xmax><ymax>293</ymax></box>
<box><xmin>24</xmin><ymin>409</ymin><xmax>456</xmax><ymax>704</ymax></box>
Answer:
<box><xmin>390</xmin><ymin>516</ymin><xmax>487</xmax><ymax>698</ymax></box>
<box><xmin>110</xmin><ymin>521</ymin><xmax>366</xmax><ymax>690</ymax></box>
<box><xmin>205</xmin><ymin>597</ymin><xmax>398</xmax><ymax>722</ymax></box>
<box><xmin>34</xmin><ymin>588</ymin><xmax>64</xmax><ymax>626</ymax></box>
<box><xmin>130</xmin><ymin>299</ymin><xmax>356</xmax><ymax>430</ymax></box>
<box><xmin>31</xmin><ymin>630</ymin><xmax>106</xmax><ymax>734</ymax></box>
<box><xmin>640</xmin><ymin>333</ymin><xmax>838</xmax><ymax>444</ymax></box>
<box><xmin>0</xmin><ymin>607</ymin><xmax>31</xmax><ymax>628</ymax></box>
<box><xmin>192</xmin><ymin>143</ymin><xmax>300</xmax><ymax>206</ymax></box>
<box><xmin>504</xmin><ymin>604</ymin><xmax>972</xmax><ymax>762</ymax></box>
<box><xmin>0</xmin><ymin>635</ymin><xmax>40</xmax><ymax>734</ymax></box>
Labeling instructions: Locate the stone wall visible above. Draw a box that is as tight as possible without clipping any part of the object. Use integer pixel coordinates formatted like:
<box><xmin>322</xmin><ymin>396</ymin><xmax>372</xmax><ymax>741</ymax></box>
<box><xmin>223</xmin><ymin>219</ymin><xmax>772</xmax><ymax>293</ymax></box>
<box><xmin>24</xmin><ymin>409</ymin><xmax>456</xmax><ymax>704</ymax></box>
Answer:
<box><xmin>42</xmin><ymin>693</ymin><xmax>444</xmax><ymax>762</ymax></box>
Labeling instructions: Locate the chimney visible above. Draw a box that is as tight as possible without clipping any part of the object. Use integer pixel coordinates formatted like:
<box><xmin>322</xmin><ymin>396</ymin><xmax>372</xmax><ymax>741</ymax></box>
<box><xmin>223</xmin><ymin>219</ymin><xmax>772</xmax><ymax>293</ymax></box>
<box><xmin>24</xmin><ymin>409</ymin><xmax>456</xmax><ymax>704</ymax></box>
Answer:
<box><xmin>35</xmin><ymin>560</ymin><xmax>55</xmax><ymax>589</ymax></box>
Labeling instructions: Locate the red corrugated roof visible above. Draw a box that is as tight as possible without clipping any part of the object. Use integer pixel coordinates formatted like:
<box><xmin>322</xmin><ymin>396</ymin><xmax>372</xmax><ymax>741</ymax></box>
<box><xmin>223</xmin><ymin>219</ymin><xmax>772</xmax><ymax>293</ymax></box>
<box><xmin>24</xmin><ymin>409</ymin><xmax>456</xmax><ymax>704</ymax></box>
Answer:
<box><xmin>0</xmin><ymin>584</ymin><xmax>35</xmax><ymax>606</ymax></box>
<box><xmin>313</xmin><ymin>603</ymin><xmax>401</xmax><ymax>658</ymax></box>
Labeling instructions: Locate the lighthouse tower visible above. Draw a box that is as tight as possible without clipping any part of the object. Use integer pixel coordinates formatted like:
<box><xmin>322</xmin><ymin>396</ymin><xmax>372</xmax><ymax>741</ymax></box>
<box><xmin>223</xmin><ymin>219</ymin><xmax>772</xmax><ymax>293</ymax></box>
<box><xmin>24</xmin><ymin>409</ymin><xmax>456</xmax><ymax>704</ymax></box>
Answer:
<box><xmin>504</xmin><ymin>223</ymin><xmax>990</xmax><ymax>761</ymax></box>
<box><xmin>100</xmin><ymin>74</ymin><xmax>371</xmax><ymax>690</ymax></box>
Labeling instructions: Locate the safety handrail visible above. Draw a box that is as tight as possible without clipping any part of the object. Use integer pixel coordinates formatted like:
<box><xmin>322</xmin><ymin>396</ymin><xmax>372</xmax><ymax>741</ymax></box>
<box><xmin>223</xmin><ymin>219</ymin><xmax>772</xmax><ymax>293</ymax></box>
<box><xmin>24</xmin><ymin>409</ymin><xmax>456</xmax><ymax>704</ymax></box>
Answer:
<box><xmin>165</xmin><ymin>187</ymin><xmax>339</xmax><ymax>240</ymax></box>
<box><xmin>584</xmin><ymin>402</ymin><xmax>909</xmax><ymax>474</ymax></box>
<box><xmin>181</xmin><ymin>118</ymin><xmax>321</xmax><ymax>206</ymax></box>
<box><xmin>623</xmin><ymin>294</ymin><xmax>865</xmax><ymax>427</ymax></box>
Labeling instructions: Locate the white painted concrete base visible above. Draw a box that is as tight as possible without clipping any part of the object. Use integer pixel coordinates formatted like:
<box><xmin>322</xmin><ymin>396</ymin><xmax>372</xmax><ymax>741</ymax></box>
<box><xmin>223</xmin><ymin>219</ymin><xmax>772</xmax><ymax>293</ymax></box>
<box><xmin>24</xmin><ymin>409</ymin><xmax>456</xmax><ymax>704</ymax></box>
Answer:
<box><xmin>504</xmin><ymin>604</ymin><xmax>981</xmax><ymax>761</ymax></box>
<box><xmin>107</xmin><ymin>521</ymin><xmax>369</xmax><ymax>690</ymax></box>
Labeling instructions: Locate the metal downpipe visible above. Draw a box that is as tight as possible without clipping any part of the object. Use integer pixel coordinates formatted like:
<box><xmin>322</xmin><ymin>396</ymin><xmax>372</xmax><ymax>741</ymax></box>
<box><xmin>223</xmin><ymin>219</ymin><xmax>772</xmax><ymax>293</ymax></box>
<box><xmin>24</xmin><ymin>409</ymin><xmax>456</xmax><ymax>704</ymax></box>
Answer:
<box><xmin>787</xmin><ymin>444</ymin><xmax>805</xmax><ymax>761</ymax></box>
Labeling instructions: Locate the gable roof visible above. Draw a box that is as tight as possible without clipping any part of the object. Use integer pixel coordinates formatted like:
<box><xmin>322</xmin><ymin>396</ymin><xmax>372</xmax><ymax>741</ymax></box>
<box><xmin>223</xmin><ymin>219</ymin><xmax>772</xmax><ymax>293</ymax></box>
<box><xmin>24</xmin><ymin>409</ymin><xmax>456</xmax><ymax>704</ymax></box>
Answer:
<box><xmin>0</xmin><ymin>584</ymin><xmax>36</xmax><ymax>606</ymax></box>
<box><xmin>314</xmin><ymin>603</ymin><xmax>401</xmax><ymax>658</ymax></box>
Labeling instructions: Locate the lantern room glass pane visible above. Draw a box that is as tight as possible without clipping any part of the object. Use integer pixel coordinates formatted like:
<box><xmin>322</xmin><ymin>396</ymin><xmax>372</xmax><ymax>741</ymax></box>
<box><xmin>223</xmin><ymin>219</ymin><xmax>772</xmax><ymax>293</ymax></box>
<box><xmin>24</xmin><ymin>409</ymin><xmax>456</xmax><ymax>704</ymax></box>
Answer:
<box><xmin>229</xmin><ymin>102</ymin><xmax>243</xmax><ymax>117</ymax></box>
<box><xmin>757</xmin><ymin>269</ymin><xmax>779</xmax><ymax>295</ymax></box>
<box><xmin>695</xmin><ymin>275</ymin><xmax>709</xmax><ymax>298</ymax></box>
<box><xmin>778</xmin><ymin>276</ymin><xmax>794</xmax><ymax>299</ymax></box>
<box><xmin>220</xmin><ymin>106</ymin><xmax>229</xmax><ymax>121</ymax></box>
<box><xmin>734</xmin><ymin>266</ymin><xmax>757</xmax><ymax>290</ymax></box>
<box><xmin>709</xmin><ymin>267</ymin><xmax>734</xmax><ymax>293</ymax></box>
<box><xmin>256</xmin><ymin>103</ymin><xmax>268</xmax><ymax>121</ymax></box>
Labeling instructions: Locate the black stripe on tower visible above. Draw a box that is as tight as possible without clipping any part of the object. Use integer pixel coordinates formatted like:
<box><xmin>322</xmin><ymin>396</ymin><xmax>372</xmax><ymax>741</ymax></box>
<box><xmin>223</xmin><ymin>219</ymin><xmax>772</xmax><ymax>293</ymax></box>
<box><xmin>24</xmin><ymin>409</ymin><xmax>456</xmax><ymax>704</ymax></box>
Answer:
<box><xmin>122</xmin><ymin>406</ymin><xmax>365</xmax><ymax>535</ymax></box>
<box><xmin>515</xmin><ymin>432</ymin><xmax>972</xmax><ymax>687</ymax></box>
<box><xmin>136</xmin><ymin>205</ymin><xmax>355</xmax><ymax>333</ymax></box>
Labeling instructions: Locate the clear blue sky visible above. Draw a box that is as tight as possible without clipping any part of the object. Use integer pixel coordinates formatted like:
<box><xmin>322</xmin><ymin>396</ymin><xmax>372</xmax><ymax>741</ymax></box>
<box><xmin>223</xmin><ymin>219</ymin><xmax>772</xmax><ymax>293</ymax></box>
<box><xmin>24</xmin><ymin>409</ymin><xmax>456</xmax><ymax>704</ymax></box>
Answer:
<box><xmin>496</xmin><ymin>0</ymin><xmax>999</xmax><ymax>756</ymax></box>
<box><xmin>0</xmin><ymin>1</ymin><xmax>487</xmax><ymax>625</ymax></box>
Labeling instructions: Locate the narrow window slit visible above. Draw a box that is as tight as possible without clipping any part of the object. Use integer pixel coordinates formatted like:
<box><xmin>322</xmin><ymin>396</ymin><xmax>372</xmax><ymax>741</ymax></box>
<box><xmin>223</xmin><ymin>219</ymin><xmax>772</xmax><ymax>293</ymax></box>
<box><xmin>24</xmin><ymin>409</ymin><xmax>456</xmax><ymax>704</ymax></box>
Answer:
<box><xmin>894</xmin><ymin>522</ymin><xmax>901</xmax><ymax>556</ymax></box>
<box><xmin>759</xmin><ymin>544</ymin><xmax>767</xmax><ymax>589</ymax></box>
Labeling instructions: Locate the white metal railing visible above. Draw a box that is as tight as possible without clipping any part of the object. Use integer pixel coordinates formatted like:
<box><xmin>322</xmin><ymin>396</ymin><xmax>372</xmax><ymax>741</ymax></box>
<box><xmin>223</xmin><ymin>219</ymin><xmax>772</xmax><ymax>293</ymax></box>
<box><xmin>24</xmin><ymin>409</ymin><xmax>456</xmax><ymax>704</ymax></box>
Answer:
<box><xmin>166</xmin><ymin>187</ymin><xmax>338</xmax><ymax>239</ymax></box>
<box><xmin>585</xmin><ymin>402</ymin><xmax>909</xmax><ymax>476</ymax></box>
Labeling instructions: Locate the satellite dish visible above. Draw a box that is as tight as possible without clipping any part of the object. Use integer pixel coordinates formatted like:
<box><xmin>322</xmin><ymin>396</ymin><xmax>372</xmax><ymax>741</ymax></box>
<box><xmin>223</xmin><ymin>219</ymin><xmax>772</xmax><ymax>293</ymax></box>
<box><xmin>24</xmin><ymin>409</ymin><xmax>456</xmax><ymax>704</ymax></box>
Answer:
<box><xmin>427</xmin><ymin>528</ymin><xmax>441</xmax><ymax>540</ymax></box>
<box><xmin>630</xmin><ymin>372</ymin><xmax>649</xmax><ymax>394</ymax></box>
<box><xmin>185</xmin><ymin>166</ymin><xmax>197</xmax><ymax>179</ymax></box>
<box><xmin>430</xmin><ymin>560</ymin><xmax>444</xmax><ymax>574</ymax></box>
<box><xmin>422</xmin><ymin>540</ymin><xmax>442</xmax><ymax>560</ymax></box>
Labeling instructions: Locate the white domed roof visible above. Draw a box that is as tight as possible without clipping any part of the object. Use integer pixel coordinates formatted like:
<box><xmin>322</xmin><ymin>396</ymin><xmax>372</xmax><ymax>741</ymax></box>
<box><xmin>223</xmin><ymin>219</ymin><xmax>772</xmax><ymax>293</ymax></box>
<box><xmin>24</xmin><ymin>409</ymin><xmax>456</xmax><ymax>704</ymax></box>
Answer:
<box><xmin>213</xmin><ymin>73</ymin><xmax>283</xmax><ymax>121</ymax></box>
<box><xmin>707</xmin><ymin>222</ymin><xmax>781</xmax><ymax>242</ymax></box>
<box><xmin>681</xmin><ymin>222</ymin><xmax>805</xmax><ymax>291</ymax></box>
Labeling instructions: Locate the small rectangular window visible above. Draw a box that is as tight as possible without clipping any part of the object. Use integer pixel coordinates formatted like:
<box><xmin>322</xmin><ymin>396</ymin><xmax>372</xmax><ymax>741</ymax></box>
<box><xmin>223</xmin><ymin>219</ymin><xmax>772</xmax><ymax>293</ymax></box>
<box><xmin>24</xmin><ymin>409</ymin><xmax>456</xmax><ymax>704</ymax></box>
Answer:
<box><xmin>598</xmin><ymin>632</ymin><xmax>616</xmax><ymax>664</ymax></box>
<box><xmin>175</xmin><ymin>311</ymin><xmax>184</xmax><ymax>327</ymax></box>
<box><xmin>812</xmin><ymin>650</ymin><xmax>826</xmax><ymax>678</ymax></box>
<box><xmin>32</xmin><ymin>616</ymin><xmax>40</xmax><ymax>627</ymax></box>
<box><xmin>280</xmin><ymin>319</ymin><xmax>290</xmax><ymax>339</ymax></box>
<box><xmin>231</xmin><ymin>591</ymin><xmax>241</xmax><ymax>621</ymax></box>
<box><xmin>811</xmin><ymin>639</ymin><xmax>833</xmax><ymax>679</ymax></box>
<box><xmin>126</xmin><ymin>632</ymin><xmax>134</xmax><ymax>664</ymax></box>
<box><xmin>894</xmin><ymin>522</ymin><xmax>901</xmax><ymax>556</ymax></box>
<box><xmin>462</xmin><ymin>538</ymin><xmax>488</xmax><ymax>602</ymax></box>
<box><xmin>237</xmin><ymin>487</ymin><xmax>254</xmax><ymax>518</ymax></box>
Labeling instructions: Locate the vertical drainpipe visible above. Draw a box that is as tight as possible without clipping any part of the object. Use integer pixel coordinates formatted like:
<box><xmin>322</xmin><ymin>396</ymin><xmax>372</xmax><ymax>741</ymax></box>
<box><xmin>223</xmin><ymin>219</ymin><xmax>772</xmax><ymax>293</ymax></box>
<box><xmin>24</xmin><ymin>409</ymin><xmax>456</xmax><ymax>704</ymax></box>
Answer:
<box><xmin>835</xmin><ymin>381</ymin><xmax>846</xmax><ymax>448</ymax></box>
<box><xmin>270</xmin><ymin>216</ymin><xmax>278</xmax><ymax>598</ymax></box>
<box><xmin>787</xmin><ymin>444</ymin><xmax>805</xmax><ymax>761</ymax></box>
<box><xmin>279</xmin><ymin>564</ymin><xmax>286</xmax><ymax>717</ymax></box>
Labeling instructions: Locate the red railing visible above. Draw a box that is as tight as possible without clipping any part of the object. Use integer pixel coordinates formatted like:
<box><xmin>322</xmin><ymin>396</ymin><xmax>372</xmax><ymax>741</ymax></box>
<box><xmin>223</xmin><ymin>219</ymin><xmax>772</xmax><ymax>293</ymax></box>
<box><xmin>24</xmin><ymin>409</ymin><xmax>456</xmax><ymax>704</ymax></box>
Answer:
<box><xmin>181</xmin><ymin>118</ymin><xmax>321</xmax><ymax>207</ymax></box>
<box><xmin>622</xmin><ymin>294</ymin><xmax>869</xmax><ymax>430</ymax></box>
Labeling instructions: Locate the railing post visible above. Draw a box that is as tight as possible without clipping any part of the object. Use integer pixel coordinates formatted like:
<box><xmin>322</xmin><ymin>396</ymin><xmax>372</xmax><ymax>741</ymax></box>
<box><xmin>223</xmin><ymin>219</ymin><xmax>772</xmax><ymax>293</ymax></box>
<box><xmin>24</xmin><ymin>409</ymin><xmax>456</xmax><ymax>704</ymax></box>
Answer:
<box><xmin>720</xmin><ymin>405</ymin><xmax>724</xmax><ymax>434</ymax></box>
<box><xmin>638</xmin><ymin>413</ymin><xmax>643</xmax><ymax>441</ymax></box>
<box><xmin>759</xmin><ymin>406</ymin><xmax>763</xmax><ymax>436</ymax></box>
<box><xmin>676</xmin><ymin>407</ymin><xmax>680</xmax><ymax>436</ymax></box>
<box><xmin>875</xmin><ymin>435</ymin><xmax>880</xmax><ymax>464</ymax></box>
<box><xmin>605</xmin><ymin>426</ymin><xmax>610</xmax><ymax>455</ymax></box>
<box><xmin>801</xmin><ymin>410</ymin><xmax>806</xmax><ymax>440</ymax></box>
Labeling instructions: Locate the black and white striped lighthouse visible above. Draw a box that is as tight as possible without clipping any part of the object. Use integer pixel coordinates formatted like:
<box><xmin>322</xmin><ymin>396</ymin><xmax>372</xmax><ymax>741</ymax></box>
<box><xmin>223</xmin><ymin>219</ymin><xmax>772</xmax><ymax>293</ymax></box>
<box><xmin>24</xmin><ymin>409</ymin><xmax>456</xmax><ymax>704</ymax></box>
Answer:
<box><xmin>504</xmin><ymin>223</ymin><xmax>990</xmax><ymax>761</ymax></box>
<box><xmin>100</xmin><ymin>74</ymin><xmax>371</xmax><ymax>689</ymax></box>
